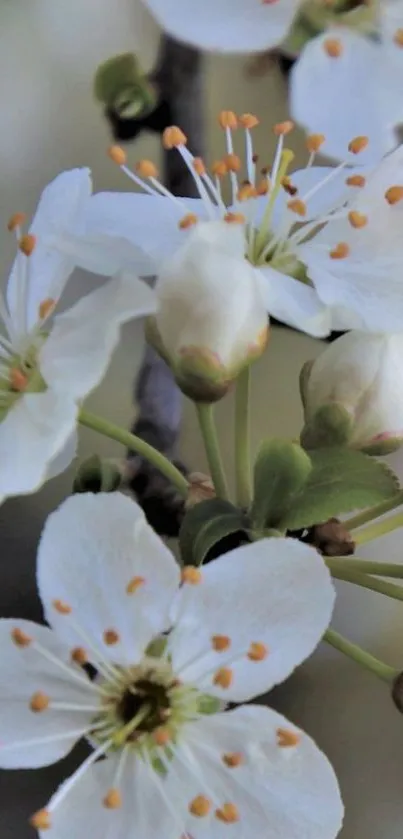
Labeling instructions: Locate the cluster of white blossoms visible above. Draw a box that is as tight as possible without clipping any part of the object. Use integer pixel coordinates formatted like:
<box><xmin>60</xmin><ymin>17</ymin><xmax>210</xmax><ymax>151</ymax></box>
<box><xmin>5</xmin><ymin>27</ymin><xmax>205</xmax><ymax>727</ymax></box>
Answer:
<box><xmin>1</xmin><ymin>491</ymin><xmax>343</xmax><ymax>839</ymax></box>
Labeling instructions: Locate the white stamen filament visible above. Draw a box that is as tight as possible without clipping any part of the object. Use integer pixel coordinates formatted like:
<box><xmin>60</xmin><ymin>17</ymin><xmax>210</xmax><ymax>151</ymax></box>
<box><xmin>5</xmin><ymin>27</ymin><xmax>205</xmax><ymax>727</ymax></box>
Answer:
<box><xmin>176</xmin><ymin>146</ymin><xmax>217</xmax><ymax>220</ymax></box>
<box><xmin>50</xmin><ymin>702</ymin><xmax>102</xmax><ymax>712</ymax></box>
<box><xmin>59</xmin><ymin>615</ymin><xmax>121</xmax><ymax>681</ymax></box>
<box><xmin>244</xmin><ymin>128</ymin><xmax>256</xmax><ymax>186</ymax></box>
<box><xmin>120</xmin><ymin>164</ymin><xmax>160</xmax><ymax>197</ymax></box>
<box><xmin>270</xmin><ymin>134</ymin><xmax>284</xmax><ymax>188</ymax></box>
<box><xmin>224</xmin><ymin>126</ymin><xmax>240</xmax><ymax>207</ymax></box>
<box><xmin>201</xmin><ymin>173</ymin><xmax>227</xmax><ymax>213</ymax></box>
<box><xmin>15</xmin><ymin>252</ymin><xmax>29</xmax><ymax>339</ymax></box>
<box><xmin>141</xmin><ymin>748</ymin><xmax>188</xmax><ymax>835</ymax></box>
<box><xmin>307</xmin><ymin>151</ymin><xmax>316</xmax><ymax>169</ymax></box>
<box><xmin>30</xmin><ymin>640</ymin><xmax>100</xmax><ymax>692</ymax></box>
<box><xmin>48</xmin><ymin>739</ymin><xmax>113</xmax><ymax>814</ymax></box>
<box><xmin>0</xmin><ymin>726</ymin><xmax>94</xmax><ymax>753</ymax></box>
<box><xmin>148</xmin><ymin>177</ymin><xmax>190</xmax><ymax>212</ymax></box>
<box><xmin>301</xmin><ymin>159</ymin><xmax>348</xmax><ymax>203</ymax></box>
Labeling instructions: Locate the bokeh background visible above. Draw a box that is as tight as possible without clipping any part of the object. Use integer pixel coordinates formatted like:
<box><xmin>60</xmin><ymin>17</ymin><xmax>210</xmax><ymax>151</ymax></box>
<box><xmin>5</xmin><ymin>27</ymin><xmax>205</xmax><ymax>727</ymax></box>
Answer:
<box><xmin>0</xmin><ymin>2</ymin><xmax>402</xmax><ymax>837</ymax></box>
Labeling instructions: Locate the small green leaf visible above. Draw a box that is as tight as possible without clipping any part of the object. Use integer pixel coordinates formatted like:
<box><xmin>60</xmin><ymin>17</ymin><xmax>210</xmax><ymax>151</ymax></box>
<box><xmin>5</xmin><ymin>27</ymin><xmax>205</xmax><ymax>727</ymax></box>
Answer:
<box><xmin>179</xmin><ymin>498</ymin><xmax>246</xmax><ymax>566</ymax></box>
<box><xmin>250</xmin><ymin>439</ymin><xmax>313</xmax><ymax>530</ymax></box>
<box><xmin>73</xmin><ymin>454</ymin><xmax>121</xmax><ymax>494</ymax></box>
<box><xmin>279</xmin><ymin>448</ymin><xmax>400</xmax><ymax>531</ymax></box>
<box><xmin>300</xmin><ymin>403</ymin><xmax>354</xmax><ymax>450</ymax></box>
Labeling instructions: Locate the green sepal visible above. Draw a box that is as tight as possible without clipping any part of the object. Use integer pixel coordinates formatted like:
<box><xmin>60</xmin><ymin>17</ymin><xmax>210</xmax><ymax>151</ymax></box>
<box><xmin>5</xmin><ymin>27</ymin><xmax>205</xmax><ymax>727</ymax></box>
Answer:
<box><xmin>93</xmin><ymin>52</ymin><xmax>157</xmax><ymax>117</ymax></box>
<box><xmin>300</xmin><ymin>403</ymin><xmax>354</xmax><ymax>450</ymax></box>
<box><xmin>179</xmin><ymin>498</ymin><xmax>247</xmax><ymax>566</ymax></box>
<box><xmin>73</xmin><ymin>454</ymin><xmax>121</xmax><ymax>494</ymax></box>
<box><xmin>278</xmin><ymin>447</ymin><xmax>400</xmax><ymax>531</ymax></box>
<box><xmin>361</xmin><ymin>437</ymin><xmax>403</xmax><ymax>457</ymax></box>
<box><xmin>197</xmin><ymin>694</ymin><xmax>222</xmax><ymax>715</ymax></box>
<box><xmin>250</xmin><ymin>439</ymin><xmax>313</xmax><ymax>530</ymax></box>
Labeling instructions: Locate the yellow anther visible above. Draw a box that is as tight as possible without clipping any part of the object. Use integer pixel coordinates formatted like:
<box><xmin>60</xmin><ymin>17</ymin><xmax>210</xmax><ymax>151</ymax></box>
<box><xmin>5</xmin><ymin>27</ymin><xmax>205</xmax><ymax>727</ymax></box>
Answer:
<box><xmin>178</xmin><ymin>213</ymin><xmax>199</xmax><ymax>230</ymax></box>
<box><xmin>135</xmin><ymin>159</ymin><xmax>158</xmax><ymax>179</ymax></box>
<box><xmin>162</xmin><ymin>126</ymin><xmax>187</xmax><ymax>149</ymax></box>
<box><xmin>30</xmin><ymin>810</ymin><xmax>51</xmax><ymax>830</ymax></box>
<box><xmin>323</xmin><ymin>37</ymin><xmax>343</xmax><ymax>57</ymax></box>
<box><xmin>11</xmin><ymin>627</ymin><xmax>32</xmax><ymax>647</ymax></box>
<box><xmin>273</xmin><ymin>120</ymin><xmax>294</xmax><ymax>136</ymax></box>
<box><xmin>103</xmin><ymin>788</ymin><xmax>122</xmax><ymax>809</ymax></box>
<box><xmin>393</xmin><ymin>28</ymin><xmax>403</xmax><ymax>47</ymax></box>
<box><xmin>30</xmin><ymin>691</ymin><xmax>50</xmax><ymax>712</ymax></box>
<box><xmin>19</xmin><ymin>233</ymin><xmax>36</xmax><ymax>256</ymax></box>
<box><xmin>239</xmin><ymin>113</ymin><xmax>259</xmax><ymax>129</ymax></box>
<box><xmin>153</xmin><ymin>726</ymin><xmax>171</xmax><ymax>746</ymax></box>
<box><xmin>348</xmin><ymin>136</ymin><xmax>369</xmax><ymax>155</ymax></box>
<box><xmin>237</xmin><ymin>184</ymin><xmax>257</xmax><ymax>201</ymax></box>
<box><xmin>7</xmin><ymin>211</ymin><xmax>26</xmax><ymax>232</ymax></box>
<box><xmin>189</xmin><ymin>795</ymin><xmax>211</xmax><ymax>817</ymax></box>
<box><xmin>211</xmin><ymin>634</ymin><xmax>231</xmax><ymax>652</ymax></box>
<box><xmin>306</xmin><ymin>133</ymin><xmax>326</xmax><ymax>153</ymax></box>
<box><xmin>181</xmin><ymin>566</ymin><xmax>202</xmax><ymax>584</ymax></box>
<box><xmin>213</xmin><ymin>667</ymin><xmax>233</xmax><ymax>689</ymax></box>
<box><xmin>287</xmin><ymin>198</ymin><xmax>307</xmax><ymax>217</ymax></box>
<box><xmin>215</xmin><ymin>803</ymin><xmax>240</xmax><ymax>823</ymax></box>
<box><xmin>224</xmin><ymin>212</ymin><xmax>246</xmax><ymax>224</ymax></box>
<box><xmin>39</xmin><ymin>298</ymin><xmax>56</xmax><ymax>320</ymax></box>
<box><xmin>193</xmin><ymin>157</ymin><xmax>206</xmax><ymax>176</ymax></box>
<box><xmin>126</xmin><ymin>575</ymin><xmax>146</xmax><ymax>594</ymax></box>
<box><xmin>247</xmin><ymin>642</ymin><xmax>269</xmax><ymax>661</ymax></box>
<box><xmin>277</xmin><ymin>727</ymin><xmax>301</xmax><ymax>748</ymax></box>
<box><xmin>385</xmin><ymin>185</ymin><xmax>403</xmax><ymax>205</ymax></box>
<box><xmin>10</xmin><ymin>368</ymin><xmax>28</xmax><ymax>392</ymax></box>
<box><xmin>218</xmin><ymin>110</ymin><xmax>238</xmax><ymax>129</ymax></box>
<box><xmin>346</xmin><ymin>174</ymin><xmax>366</xmax><ymax>187</ymax></box>
<box><xmin>212</xmin><ymin>160</ymin><xmax>228</xmax><ymax>178</ymax></box>
<box><xmin>108</xmin><ymin>145</ymin><xmax>127</xmax><ymax>166</ymax></box>
<box><xmin>103</xmin><ymin>629</ymin><xmax>120</xmax><ymax>646</ymax></box>
<box><xmin>52</xmin><ymin>599</ymin><xmax>72</xmax><ymax>615</ymax></box>
<box><xmin>348</xmin><ymin>210</ymin><xmax>368</xmax><ymax>229</ymax></box>
<box><xmin>223</xmin><ymin>752</ymin><xmax>244</xmax><ymax>768</ymax></box>
<box><xmin>71</xmin><ymin>646</ymin><xmax>88</xmax><ymax>665</ymax></box>
<box><xmin>330</xmin><ymin>242</ymin><xmax>350</xmax><ymax>259</ymax></box>
<box><xmin>224</xmin><ymin>153</ymin><xmax>241</xmax><ymax>172</ymax></box>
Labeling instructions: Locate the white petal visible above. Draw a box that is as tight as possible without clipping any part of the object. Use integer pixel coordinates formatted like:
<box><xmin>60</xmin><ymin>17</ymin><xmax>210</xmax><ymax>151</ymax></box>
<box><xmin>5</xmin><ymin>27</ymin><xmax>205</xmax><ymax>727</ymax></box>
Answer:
<box><xmin>257</xmin><ymin>266</ymin><xmax>332</xmax><ymax>337</ymax></box>
<box><xmin>51</xmin><ymin>232</ymin><xmax>154</xmax><ymax>278</ymax></box>
<box><xmin>169</xmin><ymin>704</ymin><xmax>343</xmax><ymax>839</ymax></box>
<box><xmin>142</xmin><ymin>0</ymin><xmax>301</xmax><ymax>52</ymax></box>
<box><xmin>84</xmin><ymin>192</ymin><xmax>207</xmax><ymax>271</ymax></box>
<box><xmin>0</xmin><ymin>619</ymin><xmax>95</xmax><ymax>769</ymax></box>
<box><xmin>7</xmin><ymin>169</ymin><xmax>92</xmax><ymax>330</ymax></box>
<box><xmin>0</xmin><ymin>393</ymin><xmax>78</xmax><ymax>505</ymax></box>
<box><xmin>37</xmin><ymin>493</ymin><xmax>181</xmax><ymax>666</ymax></box>
<box><xmin>168</xmin><ymin>538</ymin><xmax>335</xmax><ymax>702</ymax></box>
<box><xmin>45</xmin><ymin>430</ymin><xmax>78</xmax><ymax>482</ymax></box>
<box><xmin>268</xmin><ymin>166</ymin><xmax>352</xmax><ymax>227</ymax></box>
<box><xmin>40</xmin><ymin>272</ymin><xmax>156</xmax><ymax>399</ymax></box>
<box><xmin>41</xmin><ymin>752</ymin><xmax>180</xmax><ymax>839</ymax></box>
<box><xmin>290</xmin><ymin>29</ymin><xmax>397</xmax><ymax>164</ymax></box>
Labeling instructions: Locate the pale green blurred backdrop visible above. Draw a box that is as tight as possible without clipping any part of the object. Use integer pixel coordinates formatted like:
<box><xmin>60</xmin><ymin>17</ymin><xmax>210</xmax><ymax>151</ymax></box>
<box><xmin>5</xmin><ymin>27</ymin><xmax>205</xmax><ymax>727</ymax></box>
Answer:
<box><xmin>0</xmin><ymin>2</ymin><xmax>402</xmax><ymax>837</ymax></box>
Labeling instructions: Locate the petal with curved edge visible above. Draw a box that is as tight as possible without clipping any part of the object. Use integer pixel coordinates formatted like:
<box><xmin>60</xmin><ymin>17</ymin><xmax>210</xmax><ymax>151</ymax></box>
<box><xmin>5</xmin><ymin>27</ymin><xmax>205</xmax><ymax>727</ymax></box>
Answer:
<box><xmin>40</xmin><ymin>272</ymin><xmax>156</xmax><ymax>400</ymax></box>
<box><xmin>37</xmin><ymin>493</ymin><xmax>181</xmax><ymax>667</ymax></box>
<box><xmin>143</xmin><ymin>0</ymin><xmax>301</xmax><ymax>53</ymax></box>
<box><xmin>0</xmin><ymin>393</ymin><xmax>78</xmax><ymax>506</ymax></box>
<box><xmin>257</xmin><ymin>265</ymin><xmax>332</xmax><ymax>337</ymax></box>
<box><xmin>45</xmin><ymin>430</ymin><xmax>78</xmax><ymax>482</ymax></box>
<box><xmin>7</xmin><ymin>169</ymin><xmax>92</xmax><ymax>332</ymax></box>
<box><xmin>168</xmin><ymin>538</ymin><xmax>335</xmax><ymax>702</ymax></box>
<box><xmin>167</xmin><ymin>705</ymin><xmax>343</xmax><ymax>839</ymax></box>
<box><xmin>39</xmin><ymin>751</ymin><xmax>180</xmax><ymax>839</ymax></box>
<box><xmin>83</xmin><ymin>191</ymin><xmax>207</xmax><ymax>271</ymax></box>
<box><xmin>0</xmin><ymin>619</ymin><xmax>95</xmax><ymax>769</ymax></box>
<box><xmin>290</xmin><ymin>29</ymin><xmax>397</xmax><ymax>164</ymax></box>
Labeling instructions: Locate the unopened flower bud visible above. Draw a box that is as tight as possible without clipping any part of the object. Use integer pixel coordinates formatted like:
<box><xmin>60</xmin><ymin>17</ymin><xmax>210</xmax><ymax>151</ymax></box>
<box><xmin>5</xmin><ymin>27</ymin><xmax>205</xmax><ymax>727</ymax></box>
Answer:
<box><xmin>148</xmin><ymin>222</ymin><xmax>269</xmax><ymax>403</ymax></box>
<box><xmin>73</xmin><ymin>454</ymin><xmax>122</xmax><ymax>494</ymax></box>
<box><xmin>300</xmin><ymin>332</ymin><xmax>403</xmax><ymax>454</ymax></box>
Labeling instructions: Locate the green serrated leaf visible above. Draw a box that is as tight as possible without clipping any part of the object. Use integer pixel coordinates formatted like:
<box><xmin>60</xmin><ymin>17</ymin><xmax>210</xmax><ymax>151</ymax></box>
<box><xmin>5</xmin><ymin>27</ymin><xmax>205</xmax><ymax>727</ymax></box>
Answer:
<box><xmin>279</xmin><ymin>448</ymin><xmax>400</xmax><ymax>531</ymax></box>
<box><xmin>250</xmin><ymin>439</ymin><xmax>313</xmax><ymax>530</ymax></box>
<box><xmin>300</xmin><ymin>403</ymin><xmax>354</xmax><ymax>450</ymax></box>
<box><xmin>179</xmin><ymin>498</ymin><xmax>246</xmax><ymax>566</ymax></box>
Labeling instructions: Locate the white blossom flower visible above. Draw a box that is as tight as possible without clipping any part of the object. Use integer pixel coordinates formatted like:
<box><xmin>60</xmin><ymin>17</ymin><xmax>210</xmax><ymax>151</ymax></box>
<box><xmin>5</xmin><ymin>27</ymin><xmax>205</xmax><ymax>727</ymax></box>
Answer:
<box><xmin>302</xmin><ymin>330</ymin><xmax>403</xmax><ymax>454</ymax></box>
<box><xmin>0</xmin><ymin>172</ymin><xmax>155</xmax><ymax>504</ymax></box>
<box><xmin>84</xmin><ymin>117</ymin><xmax>403</xmax><ymax>337</ymax></box>
<box><xmin>290</xmin><ymin>1</ymin><xmax>403</xmax><ymax>163</ymax></box>
<box><xmin>0</xmin><ymin>491</ymin><xmax>343</xmax><ymax>838</ymax></box>
<box><xmin>140</xmin><ymin>0</ymin><xmax>303</xmax><ymax>53</ymax></box>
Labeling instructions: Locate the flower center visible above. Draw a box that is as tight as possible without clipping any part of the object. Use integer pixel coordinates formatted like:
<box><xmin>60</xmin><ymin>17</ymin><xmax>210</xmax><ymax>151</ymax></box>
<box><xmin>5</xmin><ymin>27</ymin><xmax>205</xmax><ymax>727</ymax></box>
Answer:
<box><xmin>0</xmin><ymin>344</ymin><xmax>46</xmax><ymax>420</ymax></box>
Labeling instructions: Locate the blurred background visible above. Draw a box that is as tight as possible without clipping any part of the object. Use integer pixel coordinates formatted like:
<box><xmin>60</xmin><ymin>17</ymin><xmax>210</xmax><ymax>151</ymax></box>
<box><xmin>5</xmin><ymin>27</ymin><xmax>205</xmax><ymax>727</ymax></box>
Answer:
<box><xmin>0</xmin><ymin>1</ymin><xmax>403</xmax><ymax>837</ymax></box>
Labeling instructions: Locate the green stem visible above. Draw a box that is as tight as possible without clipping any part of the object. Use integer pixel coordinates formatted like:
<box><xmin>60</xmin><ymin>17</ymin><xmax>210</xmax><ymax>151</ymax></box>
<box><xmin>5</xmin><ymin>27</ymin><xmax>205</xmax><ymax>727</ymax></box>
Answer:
<box><xmin>78</xmin><ymin>409</ymin><xmax>189</xmax><ymax>497</ymax></box>
<box><xmin>354</xmin><ymin>511</ymin><xmax>403</xmax><ymax>546</ymax></box>
<box><xmin>344</xmin><ymin>491</ymin><xmax>403</xmax><ymax>531</ymax></box>
<box><xmin>235</xmin><ymin>367</ymin><xmax>252</xmax><ymax>508</ymax></box>
<box><xmin>329</xmin><ymin>564</ymin><xmax>403</xmax><ymax>603</ymax></box>
<box><xmin>324</xmin><ymin>629</ymin><xmax>398</xmax><ymax>684</ymax></box>
<box><xmin>327</xmin><ymin>558</ymin><xmax>403</xmax><ymax>579</ymax></box>
<box><xmin>196</xmin><ymin>403</ymin><xmax>229</xmax><ymax>500</ymax></box>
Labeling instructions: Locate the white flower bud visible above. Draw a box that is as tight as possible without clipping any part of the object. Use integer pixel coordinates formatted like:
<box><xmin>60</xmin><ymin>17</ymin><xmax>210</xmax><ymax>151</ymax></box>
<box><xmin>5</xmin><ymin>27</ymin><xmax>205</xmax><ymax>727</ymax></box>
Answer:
<box><xmin>150</xmin><ymin>221</ymin><xmax>269</xmax><ymax>401</ymax></box>
<box><xmin>303</xmin><ymin>332</ymin><xmax>403</xmax><ymax>453</ymax></box>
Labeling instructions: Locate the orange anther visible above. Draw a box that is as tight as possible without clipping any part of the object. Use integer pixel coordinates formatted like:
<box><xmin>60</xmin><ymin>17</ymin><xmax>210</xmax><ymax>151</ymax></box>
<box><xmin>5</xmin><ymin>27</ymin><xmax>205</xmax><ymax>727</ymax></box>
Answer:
<box><xmin>256</xmin><ymin>178</ymin><xmax>270</xmax><ymax>195</ymax></box>
<box><xmin>218</xmin><ymin>111</ymin><xmax>238</xmax><ymax>130</ymax></box>
<box><xmin>348</xmin><ymin>211</ymin><xmax>367</xmax><ymax>229</ymax></box>
<box><xmin>181</xmin><ymin>566</ymin><xmax>202</xmax><ymax>584</ymax></box>
<box><xmin>52</xmin><ymin>599</ymin><xmax>72</xmax><ymax>615</ymax></box>
<box><xmin>19</xmin><ymin>234</ymin><xmax>36</xmax><ymax>256</ymax></box>
<box><xmin>103</xmin><ymin>788</ymin><xmax>122</xmax><ymax>809</ymax></box>
<box><xmin>39</xmin><ymin>298</ymin><xmax>56</xmax><ymax>320</ymax></box>
<box><xmin>224</xmin><ymin>153</ymin><xmax>241</xmax><ymax>172</ymax></box>
<box><xmin>103</xmin><ymin>629</ymin><xmax>119</xmax><ymax>646</ymax></box>
<box><xmin>71</xmin><ymin>647</ymin><xmax>88</xmax><ymax>665</ymax></box>
<box><xmin>330</xmin><ymin>242</ymin><xmax>350</xmax><ymax>259</ymax></box>
<box><xmin>273</xmin><ymin>120</ymin><xmax>294</xmax><ymax>136</ymax></box>
<box><xmin>108</xmin><ymin>145</ymin><xmax>127</xmax><ymax>165</ymax></box>
<box><xmin>385</xmin><ymin>185</ymin><xmax>403</xmax><ymax>205</ymax></box>
<box><xmin>162</xmin><ymin>126</ymin><xmax>187</xmax><ymax>149</ymax></box>
<box><xmin>223</xmin><ymin>752</ymin><xmax>244</xmax><ymax>768</ymax></box>
<box><xmin>153</xmin><ymin>726</ymin><xmax>171</xmax><ymax>746</ymax></box>
<box><xmin>393</xmin><ymin>28</ymin><xmax>403</xmax><ymax>47</ymax></box>
<box><xmin>212</xmin><ymin>160</ymin><xmax>228</xmax><ymax>178</ymax></box>
<box><xmin>193</xmin><ymin>157</ymin><xmax>206</xmax><ymax>176</ymax></box>
<box><xmin>211</xmin><ymin>634</ymin><xmax>231</xmax><ymax>652</ymax></box>
<box><xmin>287</xmin><ymin>198</ymin><xmax>307</xmax><ymax>217</ymax></box>
<box><xmin>306</xmin><ymin>133</ymin><xmax>326</xmax><ymax>153</ymax></box>
<box><xmin>30</xmin><ymin>691</ymin><xmax>50</xmax><ymax>712</ymax></box>
<box><xmin>213</xmin><ymin>667</ymin><xmax>233</xmax><ymax>689</ymax></box>
<box><xmin>10</xmin><ymin>368</ymin><xmax>28</xmax><ymax>392</ymax></box>
<box><xmin>346</xmin><ymin>174</ymin><xmax>366</xmax><ymax>187</ymax></box>
<box><xmin>239</xmin><ymin>113</ymin><xmax>259</xmax><ymax>129</ymax></box>
<box><xmin>11</xmin><ymin>627</ymin><xmax>32</xmax><ymax>647</ymax></box>
<box><xmin>224</xmin><ymin>212</ymin><xmax>245</xmax><ymax>224</ymax></box>
<box><xmin>237</xmin><ymin>184</ymin><xmax>257</xmax><ymax>201</ymax></box>
<box><xmin>189</xmin><ymin>795</ymin><xmax>211</xmax><ymax>817</ymax></box>
<box><xmin>215</xmin><ymin>803</ymin><xmax>240</xmax><ymax>823</ymax></box>
<box><xmin>323</xmin><ymin>38</ymin><xmax>343</xmax><ymax>58</ymax></box>
<box><xmin>277</xmin><ymin>727</ymin><xmax>301</xmax><ymax>748</ymax></box>
<box><xmin>7</xmin><ymin>212</ymin><xmax>26</xmax><ymax>232</ymax></box>
<box><xmin>126</xmin><ymin>575</ymin><xmax>146</xmax><ymax>594</ymax></box>
<box><xmin>247</xmin><ymin>642</ymin><xmax>269</xmax><ymax>661</ymax></box>
<box><xmin>178</xmin><ymin>213</ymin><xmax>198</xmax><ymax>230</ymax></box>
<box><xmin>348</xmin><ymin>136</ymin><xmax>369</xmax><ymax>155</ymax></box>
<box><xmin>135</xmin><ymin>159</ymin><xmax>158</xmax><ymax>179</ymax></box>
<box><xmin>30</xmin><ymin>810</ymin><xmax>51</xmax><ymax>830</ymax></box>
